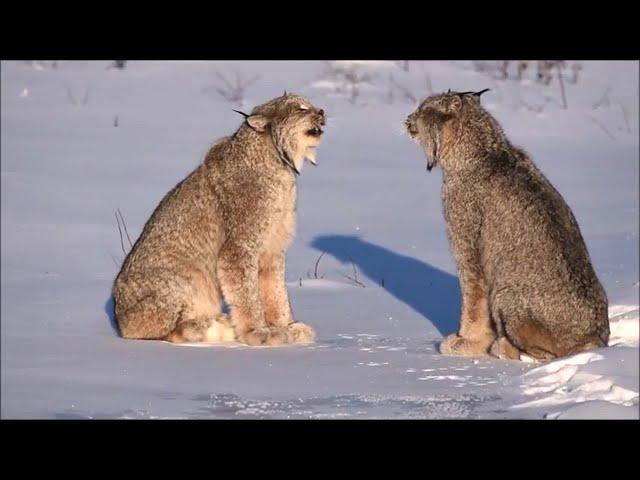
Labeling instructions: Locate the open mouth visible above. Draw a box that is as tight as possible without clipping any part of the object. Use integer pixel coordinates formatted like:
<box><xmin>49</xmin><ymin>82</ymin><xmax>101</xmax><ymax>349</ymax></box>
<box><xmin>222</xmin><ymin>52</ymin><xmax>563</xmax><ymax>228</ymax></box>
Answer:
<box><xmin>306</xmin><ymin>126</ymin><xmax>323</xmax><ymax>137</ymax></box>
<box><xmin>405</xmin><ymin>118</ymin><xmax>418</xmax><ymax>137</ymax></box>
<box><xmin>305</xmin><ymin>146</ymin><xmax>318</xmax><ymax>165</ymax></box>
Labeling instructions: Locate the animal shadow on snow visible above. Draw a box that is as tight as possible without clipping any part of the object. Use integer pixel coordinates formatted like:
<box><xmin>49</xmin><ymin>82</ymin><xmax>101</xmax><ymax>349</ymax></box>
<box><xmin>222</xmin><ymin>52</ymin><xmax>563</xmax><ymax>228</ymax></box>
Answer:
<box><xmin>311</xmin><ymin>235</ymin><xmax>460</xmax><ymax>336</ymax></box>
<box><xmin>105</xmin><ymin>296</ymin><xmax>119</xmax><ymax>335</ymax></box>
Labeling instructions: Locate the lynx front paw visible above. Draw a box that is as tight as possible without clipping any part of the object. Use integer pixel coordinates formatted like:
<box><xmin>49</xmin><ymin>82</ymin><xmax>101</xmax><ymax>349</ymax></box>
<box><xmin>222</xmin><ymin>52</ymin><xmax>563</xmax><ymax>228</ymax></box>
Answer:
<box><xmin>440</xmin><ymin>334</ymin><xmax>491</xmax><ymax>356</ymax></box>
<box><xmin>287</xmin><ymin>322</ymin><xmax>315</xmax><ymax>344</ymax></box>
<box><xmin>239</xmin><ymin>326</ymin><xmax>292</xmax><ymax>346</ymax></box>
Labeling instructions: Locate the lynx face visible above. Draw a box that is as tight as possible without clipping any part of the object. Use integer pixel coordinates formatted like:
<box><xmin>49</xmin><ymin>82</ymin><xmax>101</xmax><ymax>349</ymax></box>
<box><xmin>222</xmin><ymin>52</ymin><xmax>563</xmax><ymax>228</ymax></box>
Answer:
<box><xmin>406</xmin><ymin>89</ymin><xmax>489</xmax><ymax>171</ymax></box>
<box><xmin>244</xmin><ymin>93</ymin><xmax>326</xmax><ymax>174</ymax></box>
<box><xmin>405</xmin><ymin>93</ymin><xmax>461</xmax><ymax>171</ymax></box>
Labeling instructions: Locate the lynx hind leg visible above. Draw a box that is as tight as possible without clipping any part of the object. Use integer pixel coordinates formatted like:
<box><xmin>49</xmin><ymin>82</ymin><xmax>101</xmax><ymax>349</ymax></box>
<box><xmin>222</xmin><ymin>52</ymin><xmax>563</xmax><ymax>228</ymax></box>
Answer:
<box><xmin>489</xmin><ymin>336</ymin><xmax>522</xmax><ymax>360</ymax></box>
<box><xmin>165</xmin><ymin>317</ymin><xmax>210</xmax><ymax>343</ymax></box>
<box><xmin>440</xmin><ymin>334</ymin><xmax>492</xmax><ymax>356</ymax></box>
<box><xmin>164</xmin><ymin>271</ymin><xmax>230</xmax><ymax>343</ymax></box>
<box><xmin>507</xmin><ymin>320</ymin><xmax>606</xmax><ymax>362</ymax></box>
<box><xmin>116</xmin><ymin>290</ymin><xmax>178</xmax><ymax>340</ymax></box>
<box><xmin>165</xmin><ymin>315</ymin><xmax>236</xmax><ymax>344</ymax></box>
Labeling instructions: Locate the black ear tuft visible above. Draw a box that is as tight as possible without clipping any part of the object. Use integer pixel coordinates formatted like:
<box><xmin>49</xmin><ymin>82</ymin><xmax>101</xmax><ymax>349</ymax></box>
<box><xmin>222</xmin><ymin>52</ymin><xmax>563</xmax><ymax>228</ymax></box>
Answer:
<box><xmin>232</xmin><ymin>109</ymin><xmax>249</xmax><ymax>118</ymax></box>
<box><xmin>474</xmin><ymin>88</ymin><xmax>490</xmax><ymax>98</ymax></box>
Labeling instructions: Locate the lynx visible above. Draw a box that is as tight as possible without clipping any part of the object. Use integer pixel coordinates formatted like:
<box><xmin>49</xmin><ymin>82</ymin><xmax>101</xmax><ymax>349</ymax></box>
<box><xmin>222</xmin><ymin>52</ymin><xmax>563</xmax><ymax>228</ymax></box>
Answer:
<box><xmin>405</xmin><ymin>89</ymin><xmax>609</xmax><ymax>360</ymax></box>
<box><xmin>113</xmin><ymin>93</ymin><xmax>326</xmax><ymax>346</ymax></box>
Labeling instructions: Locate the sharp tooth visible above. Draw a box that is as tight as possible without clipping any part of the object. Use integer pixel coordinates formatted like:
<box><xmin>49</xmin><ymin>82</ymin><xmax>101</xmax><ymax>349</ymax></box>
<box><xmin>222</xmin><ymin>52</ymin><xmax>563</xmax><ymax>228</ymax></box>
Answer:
<box><xmin>306</xmin><ymin>148</ymin><xmax>317</xmax><ymax>165</ymax></box>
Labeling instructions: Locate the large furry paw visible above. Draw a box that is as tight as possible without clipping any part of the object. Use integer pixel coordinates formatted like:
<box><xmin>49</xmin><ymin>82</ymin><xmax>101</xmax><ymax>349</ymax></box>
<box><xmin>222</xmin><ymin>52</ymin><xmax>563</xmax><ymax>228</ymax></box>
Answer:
<box><xmin>239</xmin><ymin>326</ymin><xmax>292</xmax><ymax>346</ymax></box>
<box><xmin>287</xmin><ymin>322</ymin><xmax>315</xmax><ymax>344</ymax></box>
<box><xmin>203</xmin><ymin>314</ymin><xmax>236</xmax><ymax>343</ymax></box>
<box><xmin>440</xmin><ymin>334</ymin><xmax>491</xmax><ymax>357</ymax></box>
<box><xmin>489</xmin><ymin>337</ymin><xmax>522</xmax><ymax>360</ymax></box>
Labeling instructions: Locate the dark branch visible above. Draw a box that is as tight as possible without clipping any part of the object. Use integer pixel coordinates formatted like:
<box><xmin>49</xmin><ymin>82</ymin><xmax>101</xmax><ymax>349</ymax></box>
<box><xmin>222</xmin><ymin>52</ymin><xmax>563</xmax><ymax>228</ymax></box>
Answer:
<box><xmin>115</xmin><ymin>211</ymin><xmax>126</xmax><ymax>256</ymax></box>
<box><xmin>314</xmin><ymin>252</ymin><xmax>325</xmax><ymax>279</ymax></box>
<box><xmin>117</xmin><ymin>208</ymin><xmax>133</xmax><ymax>249</ymax></box>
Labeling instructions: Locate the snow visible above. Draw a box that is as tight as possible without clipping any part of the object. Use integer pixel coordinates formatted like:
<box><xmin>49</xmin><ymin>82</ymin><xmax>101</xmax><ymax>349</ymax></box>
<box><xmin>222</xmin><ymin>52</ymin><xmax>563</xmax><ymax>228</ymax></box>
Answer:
<box><xmin>1</xmin><ymin>60</ymin><xmax>638</xmax><ymax>419</ymax></box>
<box><xmin>508</xmin><ymin>306</ymin><xmax>638</xmax><ymax>418</ymax></box>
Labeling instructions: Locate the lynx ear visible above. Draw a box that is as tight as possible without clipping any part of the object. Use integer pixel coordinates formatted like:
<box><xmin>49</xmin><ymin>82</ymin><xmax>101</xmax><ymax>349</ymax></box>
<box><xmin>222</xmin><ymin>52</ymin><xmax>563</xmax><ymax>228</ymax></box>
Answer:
<box><xmin>246</xmin><ymin>114</ymin><xmax>269</xmax><ymax>132</ymax></box>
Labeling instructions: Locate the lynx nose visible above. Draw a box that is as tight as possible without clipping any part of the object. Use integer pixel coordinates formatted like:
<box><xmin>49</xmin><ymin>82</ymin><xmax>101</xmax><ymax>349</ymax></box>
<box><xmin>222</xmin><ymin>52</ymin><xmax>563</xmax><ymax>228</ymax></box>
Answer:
<box><xmin>405</xmin><ymin>118</ymin><xmax>418</xmax><ymax>136</ymax></box>
<box><xmin>318</xmin><ymin>109</ymin><xmax>326</xmax><ymax>126</ymax></box>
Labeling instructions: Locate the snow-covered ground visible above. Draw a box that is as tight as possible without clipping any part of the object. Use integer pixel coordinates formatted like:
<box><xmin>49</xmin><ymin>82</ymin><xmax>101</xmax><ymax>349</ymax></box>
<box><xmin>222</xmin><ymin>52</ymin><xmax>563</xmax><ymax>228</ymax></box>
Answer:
<box><xmin>1</xmin><ymin>60</ymin><xmax>638</xmax><ymax>419</ymax></box>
